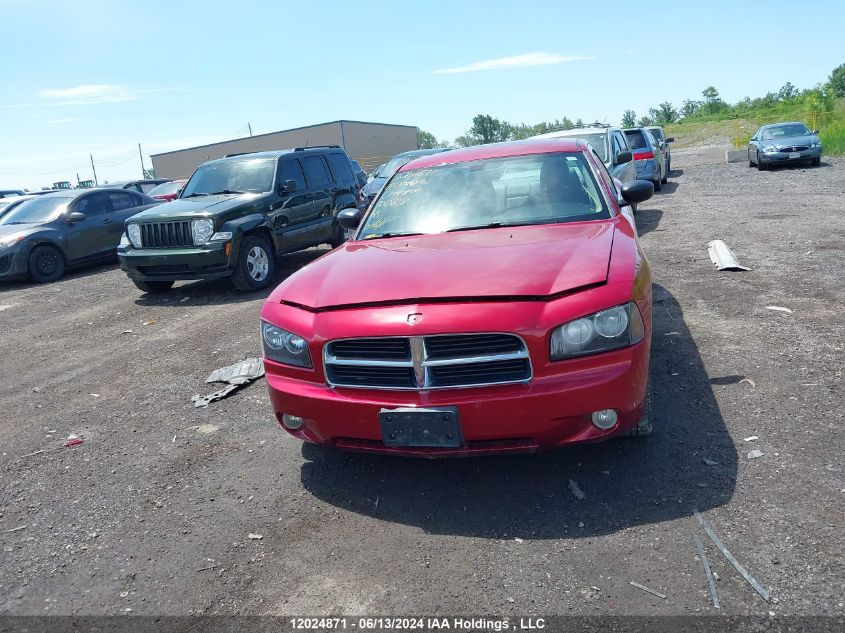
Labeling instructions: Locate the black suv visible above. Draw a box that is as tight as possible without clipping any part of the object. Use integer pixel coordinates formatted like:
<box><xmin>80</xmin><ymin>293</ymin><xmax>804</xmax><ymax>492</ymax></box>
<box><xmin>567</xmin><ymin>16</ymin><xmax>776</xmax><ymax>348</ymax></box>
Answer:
<box><xmin>118</xmin><ymin>147</ymin><xmax>359</xmax><ymax>293</ymax></box>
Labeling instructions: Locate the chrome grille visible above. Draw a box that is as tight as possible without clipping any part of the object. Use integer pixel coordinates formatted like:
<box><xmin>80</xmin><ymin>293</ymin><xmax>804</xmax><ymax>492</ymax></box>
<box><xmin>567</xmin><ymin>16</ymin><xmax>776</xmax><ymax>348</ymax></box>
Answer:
<box><xmin>781</xmin><ymin>145</ymin><xmax>808</xmax><ymax>152</ymax></box>
<box><xmin>140</xmin><ymin>221</ymin><xmax>194</xmax><ymax>248</ymax></box>
<box><xmin>324</xmin><ymin>333</ymin><xmax>531</xmax><ymax>390</ymax></box>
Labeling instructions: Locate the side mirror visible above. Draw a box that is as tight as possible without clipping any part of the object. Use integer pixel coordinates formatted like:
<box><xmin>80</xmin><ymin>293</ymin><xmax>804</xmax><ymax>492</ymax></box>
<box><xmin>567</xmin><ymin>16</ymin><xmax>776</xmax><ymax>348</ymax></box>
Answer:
<box><xmin>66</xmin><ymin>211</ymin><xmax>86</xmax><ymax>223</ymax></box>
<box><xmin>620</xmin><ymin>179</ymin><xmax>654</xmax><ymax>205</ymax></box>
<box><xmin>338</xmin><ymin>208</ymin><xmax>362</xmax><ymax>230</ymax></box>
<box><xmin>279</xmin><ymin>179</ymin><xmax>298</xmax><ymax>194</ymax></box>
<box><xmin>615</xmin><ymin>150</ymin><xmax>632</xmax><ymax>165</ymax></box>
<box><xmin>812</xmin><ymin>130</ymin><xmax>819</xmax><ymax>135</ymax></box>
<box><xmin>665</xmin><ymin>137</ymin><xmax>674</xmax><ymax>143</ymax></box>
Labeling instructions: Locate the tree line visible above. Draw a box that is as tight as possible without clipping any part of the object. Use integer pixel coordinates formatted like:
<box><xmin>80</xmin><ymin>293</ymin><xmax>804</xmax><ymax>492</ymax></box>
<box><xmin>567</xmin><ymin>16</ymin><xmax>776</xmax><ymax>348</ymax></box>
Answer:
<box><xmin>418</xmin><ymin>63</ymin><xmax>845</xmax><ymax>149</ymax></box>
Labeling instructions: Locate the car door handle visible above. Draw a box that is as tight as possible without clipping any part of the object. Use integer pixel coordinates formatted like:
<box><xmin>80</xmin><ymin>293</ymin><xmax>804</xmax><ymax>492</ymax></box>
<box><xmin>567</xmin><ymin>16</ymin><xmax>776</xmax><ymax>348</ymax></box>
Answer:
<box><xmin>102</xmin><ymin>219</ymin><xmax>114</xmax><ymax>224</ymax></box>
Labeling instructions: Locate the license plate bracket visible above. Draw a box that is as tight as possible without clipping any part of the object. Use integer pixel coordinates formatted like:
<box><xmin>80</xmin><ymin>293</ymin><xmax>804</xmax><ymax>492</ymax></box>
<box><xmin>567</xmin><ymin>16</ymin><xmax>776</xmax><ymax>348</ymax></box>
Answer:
<box><xmin>379</xmin><ymin>407</ymin><xmax>462</xmax><ymax>448</ymax></box>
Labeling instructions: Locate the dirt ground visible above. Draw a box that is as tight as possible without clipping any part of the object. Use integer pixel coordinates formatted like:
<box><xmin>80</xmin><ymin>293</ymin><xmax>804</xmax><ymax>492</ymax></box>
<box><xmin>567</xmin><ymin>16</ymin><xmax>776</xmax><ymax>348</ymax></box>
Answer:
<box><xmin>1</xmin><ymin>147</ymin><xmax>843</xmax><ymax>621</ymax></box>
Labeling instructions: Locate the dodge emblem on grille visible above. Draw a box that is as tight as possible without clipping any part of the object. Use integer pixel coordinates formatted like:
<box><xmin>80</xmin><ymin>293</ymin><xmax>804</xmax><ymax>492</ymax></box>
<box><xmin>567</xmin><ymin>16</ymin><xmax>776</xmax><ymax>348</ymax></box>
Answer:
<box><xmin>407</xmin><ymin>313</ymin><xmax>423</xmax><ymax>325</ymax></box>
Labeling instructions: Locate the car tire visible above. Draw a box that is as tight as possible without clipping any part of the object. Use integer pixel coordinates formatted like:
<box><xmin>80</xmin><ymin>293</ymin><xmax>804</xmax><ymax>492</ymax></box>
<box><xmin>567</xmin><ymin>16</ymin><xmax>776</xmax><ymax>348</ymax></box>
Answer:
<box><xmin>625</xmin><ymin>380</ymin><xmax>653</xmax><ymax>437</ymax></box>
<box><xmin>329</xmin><ymin>219</ymin><xmax>345</xmax><ymax>249</ymax></box>
<box><xmin>27</xmin><ymin>244</ymin><xmax>65</xmax><ymax>283</ymax></box>
<box><xmin>132</xmin><ymin>280</ymin><xmax>174</xmax><ymax>294</ymax></box>
<box><xmin>661</xmin><ymin>166</ymin><xmax>668</xmax><ymax>185</ymax></box>
<box><xmin>231</xmin><ymin>234</ymin><xmax>275</xmax><ymax>292</ymax></box>
<box><xmin>653</xmin><ymin>177</ymin><xmax>662</xmax><ymax>192</ymax></box>
<box><xmin>757</xmin><ymin>156</ymin><xmax>766</xmax><ymax>170</ymax></box>
<box><xmin>812</xmin><ymin>157</ymin><xmax>821</xmax><ymax>166</ymax></box>
<box><xmin>748</xmin><ymin>151</ymin><xmax>755</xmax><ymax>167</ymax></box>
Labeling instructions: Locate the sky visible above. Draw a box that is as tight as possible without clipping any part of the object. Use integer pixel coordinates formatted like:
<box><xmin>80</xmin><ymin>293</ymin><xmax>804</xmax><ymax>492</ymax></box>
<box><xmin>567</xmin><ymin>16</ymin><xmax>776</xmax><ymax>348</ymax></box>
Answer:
<box><xmin>1</xmin><ymin>0</ymin><xmax>842</xmax><ymax>190</ymax></box>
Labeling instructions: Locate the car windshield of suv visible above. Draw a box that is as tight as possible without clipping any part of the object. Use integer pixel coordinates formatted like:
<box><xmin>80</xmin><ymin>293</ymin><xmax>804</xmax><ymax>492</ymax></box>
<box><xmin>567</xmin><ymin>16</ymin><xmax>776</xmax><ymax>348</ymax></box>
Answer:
<box><xmin>357</xmin><ymin>152</ymin><xmax>609</xmax><ymax>239</ymax></box>
<box><xmin>761</xmin><ymin>124</ymin><xmax>811</xmax><ymax>140</ymax></box>
<box><xmin>181</xmin><ymin>158</ymin><xmax>275</xmax><ymax>197</ymax></box>
<box><xmin>649</xmin><ymin>128</ymin><xmax>664</xmax><ymax>142</ymax></box>
<box><xmin>0</xmin><ymin>196</ymin><xmax>70</xmax><ymax>225</ymax></box>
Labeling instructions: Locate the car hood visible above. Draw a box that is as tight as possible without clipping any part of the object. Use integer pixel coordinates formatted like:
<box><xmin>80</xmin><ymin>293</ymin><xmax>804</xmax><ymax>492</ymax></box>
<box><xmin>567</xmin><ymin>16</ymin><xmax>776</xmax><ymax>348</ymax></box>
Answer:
<box><xmin>0</xmin><ymin>222</ymin><xmax>43</xmax><ymax>237</ymax></box>
<box><xmin>362</xmin><ymin>178</ymin><xmax>387</xmax><ymax>196</ymax></box>
<box><xmin>272</xmin><ymin>222</ymin><xmax>616</xmax><ymax>309</ymax></box>
<box><xmin>128</xmin><ymin>193</ymin><xmax>265</xmax><ymax>220</ymax></box>
<box><xmin>764</xmin><ymin>134</ymin><xmax>818</xmax><ymax>148</ymax></box>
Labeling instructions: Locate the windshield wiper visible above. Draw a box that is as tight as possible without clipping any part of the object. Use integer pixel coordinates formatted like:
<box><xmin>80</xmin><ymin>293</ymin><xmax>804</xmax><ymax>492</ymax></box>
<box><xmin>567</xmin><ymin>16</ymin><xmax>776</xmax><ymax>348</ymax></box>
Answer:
<box><xmin>210</xmin><ymin>189</ymin><xmax>244</xmax><ymax>195</ymax></box>
<box><xmin>184</xmin><ymin>192</ymin><xmax>209</xmax><ymax>198</ymax></box>
<box><xmin>361</xmin><ymin>231</ymin><xmax>424</xmax><ymax>240</ymax></box>
<box><xmin>446</xmin><ymin>221</ymin><xmax>546</xmax><ymax>233</ymax></box>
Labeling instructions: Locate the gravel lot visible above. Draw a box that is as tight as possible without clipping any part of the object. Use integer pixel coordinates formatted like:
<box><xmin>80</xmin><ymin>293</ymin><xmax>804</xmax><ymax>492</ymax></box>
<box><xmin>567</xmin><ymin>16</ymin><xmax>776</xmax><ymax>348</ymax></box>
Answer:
<box><xmin>0</xmin><ymin>147</ymin><xmax>843</xmax><ymax>622</ymax></box>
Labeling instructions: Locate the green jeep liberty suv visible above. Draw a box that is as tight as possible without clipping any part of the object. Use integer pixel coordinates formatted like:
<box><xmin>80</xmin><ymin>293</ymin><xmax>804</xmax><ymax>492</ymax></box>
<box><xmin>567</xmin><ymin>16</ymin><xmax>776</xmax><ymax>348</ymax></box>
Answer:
<box><xmin>118</xmin><ymin>146</ymin><xmax>358</xmax><ymax>293</ymax></box>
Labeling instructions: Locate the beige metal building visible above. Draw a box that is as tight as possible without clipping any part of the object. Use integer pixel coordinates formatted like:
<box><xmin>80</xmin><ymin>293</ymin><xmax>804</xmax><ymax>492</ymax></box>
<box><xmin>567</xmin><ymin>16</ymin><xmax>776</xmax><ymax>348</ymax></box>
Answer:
<box><xmin>150</xmin><ymin>120</ymin><xmax>417</xmax><ymax>179</ymax></box>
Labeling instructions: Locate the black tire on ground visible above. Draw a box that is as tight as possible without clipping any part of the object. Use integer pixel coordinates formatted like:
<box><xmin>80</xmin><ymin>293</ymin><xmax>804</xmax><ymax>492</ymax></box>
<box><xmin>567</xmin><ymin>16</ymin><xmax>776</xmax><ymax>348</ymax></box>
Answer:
<box><xmin>757</xmin><ymin>157</ymin><xmax>766</xmax><ymax>170</ymax></box>
<box><xmin>132</xmin><ymin>280</ymin><xmax>174</xmax><ymax>294</ymax></box>
<box><xmin>329</xmin><ymin>220</ymin><xmax>345</xmax><ymax>248</ymax></box>
<box><xmin>231</xmin><ymin>234</ymin><xmax>275</xmax><ymax>292</ymax></box>
<box><xmin>27</xmin><ymin>244</ymin><xmax>65</xmax><ymax>283</ymax></box>
<box><xmin>625</xmin><ymin>380</ymin><xmax>654</xmax><ymax>437</ymax></box>
<box><xmin>661</xmin><ymin>167</ymin><xmax>668</xmax><ymax>185</ymax></box>
<box><xmin>653</xmin><ymin>177</ymin><xmax>662</xmax><ymax>192</ymax></box>
<box><xmin>748</xmin><ymin>151</ymin><xmax>755</xmax><ymax>167</ymax></box>
<box><xmin>812</xmin><ymin>157</ymin><xmax>821</xmax><ymax>166</ymax></box>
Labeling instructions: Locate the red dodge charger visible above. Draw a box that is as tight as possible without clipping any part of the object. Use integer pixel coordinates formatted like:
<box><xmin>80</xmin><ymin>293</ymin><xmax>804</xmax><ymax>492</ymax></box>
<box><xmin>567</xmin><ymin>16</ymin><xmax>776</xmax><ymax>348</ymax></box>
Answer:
<box><xmin>260</xmin><ymin>138</ymin><xmax>655</xmax><ymax>456</ymax></box>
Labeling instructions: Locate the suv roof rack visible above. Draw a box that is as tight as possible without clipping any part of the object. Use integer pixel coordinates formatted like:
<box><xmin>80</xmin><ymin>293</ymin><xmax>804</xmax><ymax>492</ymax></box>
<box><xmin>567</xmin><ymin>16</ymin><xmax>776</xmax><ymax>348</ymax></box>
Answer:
<box><xmin>293</xmin><ymin>145</ymin><xmax>341</xmax><ymax>151</ymax></box>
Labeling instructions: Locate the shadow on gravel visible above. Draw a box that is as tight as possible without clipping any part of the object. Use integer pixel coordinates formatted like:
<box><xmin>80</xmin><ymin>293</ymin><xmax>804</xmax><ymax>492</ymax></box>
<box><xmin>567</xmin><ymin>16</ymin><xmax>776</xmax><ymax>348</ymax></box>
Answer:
<box><xmin>133</xmin><ymin>248</ymin><xmax>327</xmax><ymax>307</ymax></box>
<box><xmin>669</xmin><ymin>168</ymin><xmax>684</xmax><ymax>177</ymax></box>
<box><xmin>658</xmin><ymin>181</ymin><xmax>680</xmax><ymax>195</ymax></box>
<box><xmin>636</xmin><ymin>208</ymin><xmax>663</xmax><ymax>237</ymax></box>
<box><xmin>0</xmin><ymin>260</ymin><xmax>117</xmax><ymax>293</ymax></box>
<box><xmin>299</xmin><ymin>284</ymin><xmax>738</xmax><ymax>539</ymax></box>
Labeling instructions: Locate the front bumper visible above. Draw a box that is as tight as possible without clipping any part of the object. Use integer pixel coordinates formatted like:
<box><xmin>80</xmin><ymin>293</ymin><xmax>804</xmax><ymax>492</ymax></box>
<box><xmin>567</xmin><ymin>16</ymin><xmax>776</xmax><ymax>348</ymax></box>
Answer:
<box><xmin>266</xmin><ymin>341</ymin><xmax>649</xmax><ymax>456</ymax></box>
<box><xmin>759</xmin><ymin>147</ymin><xmax>822</xmax><ymax>164</ymax></box>
<box><xmin>0</xmin><ymin>246</ymin><xmax>29</xmax><ymax>280</ymax></box>
<box><xmin>118</xmin><ymin>241</ymin><xmax>234</xmax><ymax>281</ymax></box>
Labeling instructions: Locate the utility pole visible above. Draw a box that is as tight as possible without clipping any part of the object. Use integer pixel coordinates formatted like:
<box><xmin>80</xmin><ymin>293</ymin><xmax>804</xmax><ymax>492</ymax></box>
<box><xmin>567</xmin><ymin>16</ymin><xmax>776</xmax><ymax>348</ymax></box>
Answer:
<box><xmin>90</xmin><ymin>154</ymin><xmax>98</xmax><ymax>186</ymax></box>
<box><xmin>138</xmin><ymin>143</ymin><xmax>145</xmax><ymax>178</ymax></box>
<box><xmin>248</xmin><ymin>122</ymin><xmax>253</xmax><ymax>136</ymax></box>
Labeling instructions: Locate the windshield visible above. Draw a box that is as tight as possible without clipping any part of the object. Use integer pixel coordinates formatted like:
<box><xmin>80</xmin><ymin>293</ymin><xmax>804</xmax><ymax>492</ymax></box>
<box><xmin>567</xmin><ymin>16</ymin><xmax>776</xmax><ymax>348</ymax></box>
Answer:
<box><xmin>0</xmin><ymin>196</ymin><xmax>70</xmax><ymax>225</ymax></box>
<box><xmin>761</xmin><ymin>124</ymin><xmax>811</xmax><ymax>140</ymax></box>
<box><xmin>181</xmin><ymin>158</ymin><xmax>275</xmax><ymax>197</ymax></box>
<box><xmin>149</xmin><ymin>180</ymin><xmax>185</xmax><ymax>197</ymax></box>
<box><xmin>379</xmin><ymin>155</ymin><xmax>417</xmax><ymax>180</ymax></box>
<box><xmin>357</xmin><ymin>152</ymin><xmax>609</xmax><ymax>240</ymax></box>
<box><xmin>572</xmin><ymin>133</ymin><xmax>608</xmax><ymax>162</ymax></box>
<box><xmin>648</xmin><ymin>128</ymin><xmax>664</xmax><ymax>142</ymax></box>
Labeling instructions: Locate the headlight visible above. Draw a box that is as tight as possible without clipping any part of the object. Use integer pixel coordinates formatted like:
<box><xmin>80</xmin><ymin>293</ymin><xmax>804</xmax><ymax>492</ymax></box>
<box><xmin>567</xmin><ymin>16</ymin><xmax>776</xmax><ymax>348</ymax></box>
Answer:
<box><xmin>762</xmin><ymin>146</ymin><xmax>780</xmax><ymax>153</ymax></box>
<box><xmin>550</xmin><ymin>303</ymin><xmax>645</xmax><ymax>360</ymax></box>
<box><xmin>127</xmin><ymin>223</ymin><xmax>142</xmax><ymax>248</ymax></box>
<box><xmin>261</xmin><ymin>321</ymin><xmax>312</xmax><ymax>368</ymax></box>
<box><xmin>0</xmin><ymin>233</ymin><xmax>25</xmax><ymax>249</ymax></box>
<box><xmin>191</xmin><ymin>218</ymin><xmax>214</xmax><ymax>245</ymax></box>
<box><xmin>810</xmin><ymin>140</ymin><xmax>821</xmax><ymax>148</ymax></box>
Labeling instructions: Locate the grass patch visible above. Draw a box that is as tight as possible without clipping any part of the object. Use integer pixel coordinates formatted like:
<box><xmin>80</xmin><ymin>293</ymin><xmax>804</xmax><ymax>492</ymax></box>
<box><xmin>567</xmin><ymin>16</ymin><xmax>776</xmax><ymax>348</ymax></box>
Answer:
<box><xmin>665</xmin><ymin>98</ymin><xmax>845</xmax><ymax>154</ymax></box>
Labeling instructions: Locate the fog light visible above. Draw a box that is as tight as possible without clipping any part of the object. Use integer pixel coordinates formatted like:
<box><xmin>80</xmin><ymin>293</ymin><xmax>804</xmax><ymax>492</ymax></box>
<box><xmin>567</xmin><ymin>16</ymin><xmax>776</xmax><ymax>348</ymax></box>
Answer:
<box><xmin>591</xmin><ymin>409</ymin><xmax>618</xmax><ymax>430</ymax></box>
<box><xmin>282</xmin><ymin>414</ymin><xmax>304</xmax><ymax>430</ymax></box>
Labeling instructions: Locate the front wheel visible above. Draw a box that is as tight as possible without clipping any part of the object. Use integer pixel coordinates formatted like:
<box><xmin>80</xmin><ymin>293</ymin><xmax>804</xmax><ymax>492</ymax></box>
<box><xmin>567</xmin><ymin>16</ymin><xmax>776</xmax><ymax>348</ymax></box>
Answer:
<box><xmin>811</xmin><ymin>157</ymin><xmax>821</xmax><ymax>166</ymax></box>
<box><xmin>133</xmin><ymin>280</ymin><xmax>174</xmax><ymax>294</ymax></box>
<box><xmin>329</xmin><ymin>220</ymin><xmax>345</xmax><ymax>248</ymax></box>
<box><xmin>28</xmin><ymin>245</ymin><xmax>65</xmax><ymax>283</ymax></box>
<box><xmin>231</xmin><ymin>234</ymin><xmax>275</xmax><ymax>292</ymax></box>
<box><xmin>748</xmin><ymin>151</ymin><xmax>755</xmax><ymax>167</ymax></box>
<box><xmin>625</xmin><ymin>381</ymin><xmax>653</xmax><ymax>437</ymax></box>
<box><xmin>757</xmin><ymin>156</ymin><xmax>766</xmax><ymax>170</ymax></box>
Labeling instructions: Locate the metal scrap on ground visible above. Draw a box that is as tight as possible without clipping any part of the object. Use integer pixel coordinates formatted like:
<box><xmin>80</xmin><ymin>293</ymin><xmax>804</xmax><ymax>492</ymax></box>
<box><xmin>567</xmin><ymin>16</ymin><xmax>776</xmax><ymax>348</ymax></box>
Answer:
<box><xmin>694</xmin><ymin>534</ymin><xmax>720</xmax><ymax>609</ymax></box>
<box><xmin>707</xmin><ymin>240</ymin><xmax>751</xmax><ymax>272</ymax></box>
<box><xmin>192</xmin><ymin>357</ymin><xmax>265</xmax><ymax>408</ymax></box>
<box><xmin>693</xmin><ymin>509</ymin><xmax>770</xmax><ymax>602</ymax></box>
<box><xmin>628</xmin><ymin>580</ymin><xmax>667</xmax><ymax>599</ymax></box>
